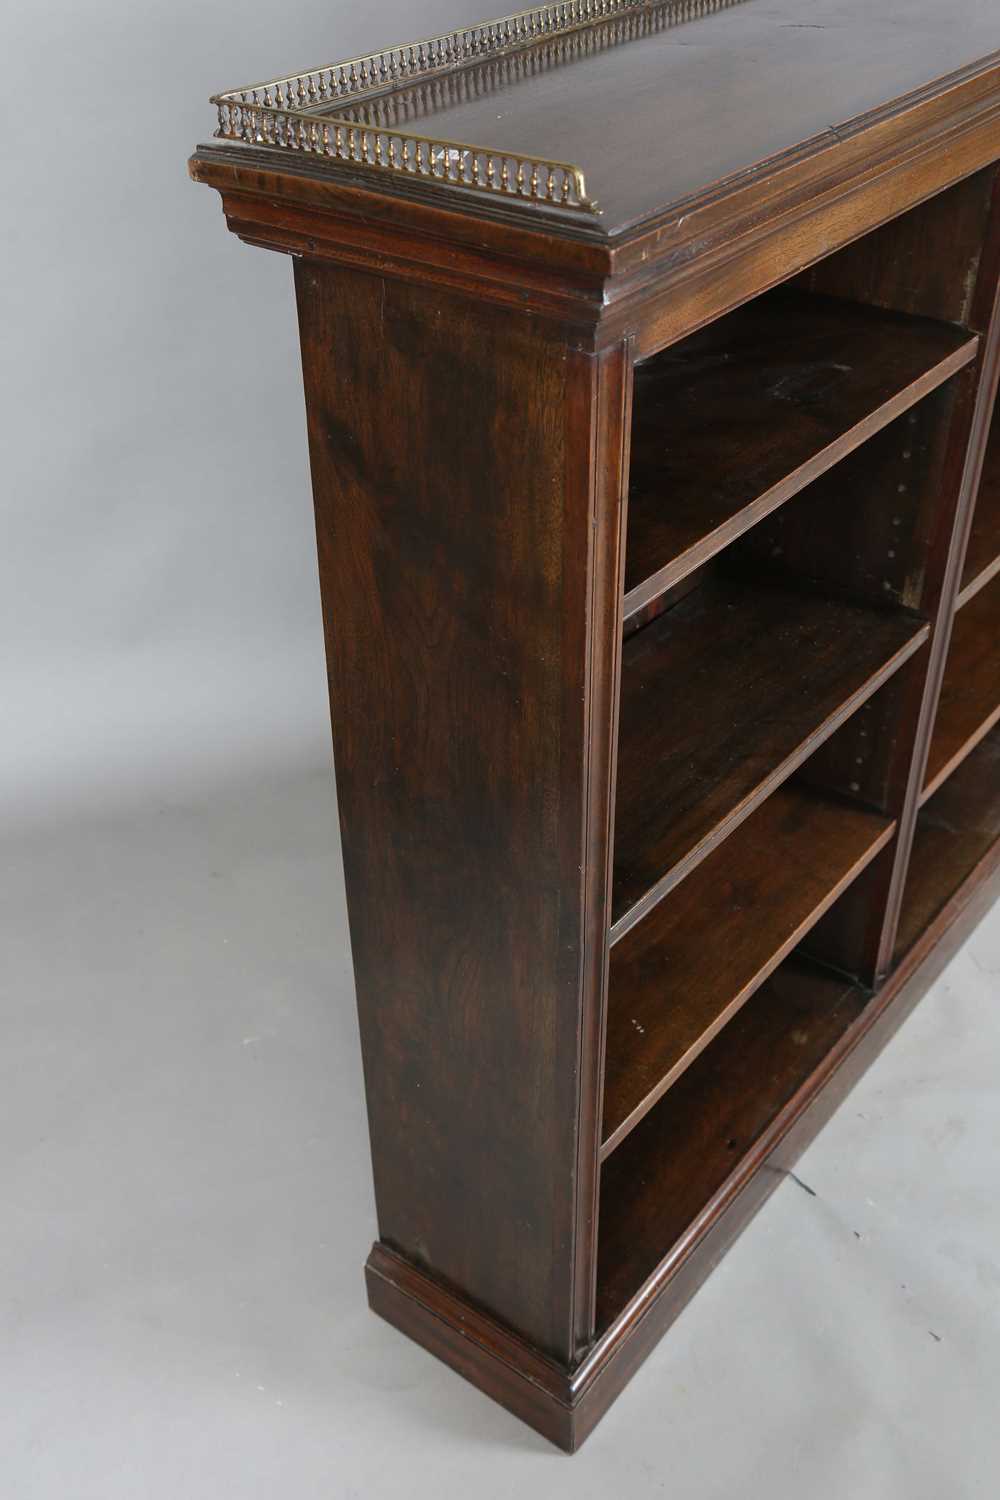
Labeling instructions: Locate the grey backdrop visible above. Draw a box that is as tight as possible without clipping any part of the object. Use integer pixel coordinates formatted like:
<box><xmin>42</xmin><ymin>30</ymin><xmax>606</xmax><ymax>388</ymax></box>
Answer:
<box><xmin>2</xmin><ymin>0</ymin><xmax>488</xmax><ymax>831</ymax></box>
<box><xmin>3</xmin><ymin>4</ymin><xmax>999</xmax><ymax>1497</ymax></box>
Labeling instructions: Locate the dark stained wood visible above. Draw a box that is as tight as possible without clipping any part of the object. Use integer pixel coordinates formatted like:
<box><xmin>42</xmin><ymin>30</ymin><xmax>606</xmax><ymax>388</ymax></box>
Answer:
<box><xmin>569</xmin><ymin>851</ymin><xmax>1000</xmax><ymax>1450</ymax></box>
<box><xmin>210</xmin><ymin>0</ymin><xmax>1000</xmax><ymax>241</ymax></box>
<box><xmin>621</xmin><ymin>560</ymin><xmax>712</xmax><ymax>641</ymax></box>
<box><xmin>867</xmin><ymin>171</ymin><xmax>1000</xmax><ymax>975</ymax></box>
<box><xmin>732</xmin><ymin>381</ymin><xmax>968</xmax><ymax>619</ymax></box>
<box><xmin>191</xmin><ymin>7</ymin><xmax>1000</xmax><ymax>1454</ymax></box>
<box><xmin>365</xmin><ymin>1243</ymin><xmax>577</xmax><ymax>1451</ymax></box>
<box><xmin>726</xmin><ymin>372</ymin><xmax>970</xmax><ymax>971</ymax></box>
<box><xmin>923</xmin><ymin>574</ymin><xmax>1000</xmax><ymax>800</ymax></box>
<box><xmin>959</xmin><ymin>408</ymin><xmax>1000</xmax><ymax>606</ymax></box>
<box><xmin>735</xmin><ymin>372</ymin><xmax>973</xmax><ymax>945</ymax></box>
<box><xmin>190</xmin><ymin>63</ymin><xmax>1000</xmax><ymax>365</ymax></box>
<box><xmin>624</xmin><ymin>289</ymin><xmax>976</xmax><ymax>619</ymax></box>
<box><xmin>193</xmin><ymin>78</ymin><xmax>1000</xmax><ymax>370</ymax></box>
<box><xmin>707</xmin><ymin>166</ymin><xmax>1000</xmax><ymax>982</ymax></box>
<box><xmin>603</xmin><ymin>785</ymin><xmax>892</xmax><ymax>1157</ymax></box>
<box><xmin>774</xmin><ymin>167</ymin><xmax>1000</xmax><ymax>980</ymax></box>
<box><xmin>795</xmin><ymin>165</ymin><xmax>1000</xmax><ymax>327</ymax></box>
<box><xmin>899</xmin><ymin>729</ymin><xmax>1000</xmax><ymax>957</ymax></box>
<box><xmin>295</xmin><ymin>261</ymin><xmax>624</xmax><ymax>1364</ymax></box>
<box><xmin>619</xmin><ymin>101</ymin><xmax>1000</xmax><ymax>363</ymax></box>
<box><xmin>612</xmin><ymin>575</ymin><xmax>927</xmax><ymax>936</ymax></box>
<box><xmin>597</xmin><ymin>956</ymin><xmax>867</xmax><ymax>1329</ymax></box>
<box><xmin>570</xmin><ymin>338</ymin><xmax>634</xmax><ymax>1345</ymax></box>
<box><xmin>366</xmin><ymin>850</ymin><xmax>1000</xmax><ymax>1450</ymax></box>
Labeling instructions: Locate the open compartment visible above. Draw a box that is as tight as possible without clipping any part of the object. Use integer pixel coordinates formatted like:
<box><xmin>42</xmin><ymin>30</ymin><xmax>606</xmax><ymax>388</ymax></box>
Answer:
<box><xmin>611</xmin><ymin>376</ymin><xmax>968</xmax><ymax>940</ymax></box>
<box><xmin>897</xmin><ymin>727</ymin><xmax>1000</xmax><ymax>961</ymax></box>
<box><xmin>603</xmin><ymin>770</ymin><xmax>894</xmax><ymax>1158</ymax></box>
<box><xmin>597</xmin><ymin>952</ymin><xmax>868</xmax><ymax>1332</ymax></box>
<box><xmin>621</xmin><ymin>168</ymin><xmax>1000</xmax><ymax>630</ymax></box>
<box><xmin>923</xmin><ymin>570</ymin><xmax>1000</xmax><ymax>802</ymax></box>
<box><xmin>612</xmin><ymin>567</ymin><xmax>925</xmax><ymax>937</ymax></box>
<box><xmin>959</xmin><ymin>393</ymin><xmax>1000</xmax><ymax>607</ymax></box>
<box><xmin>597</xmin><ymin>166</ymin><xmax>1000</xmax><ymax>1347</ymax></box>
<box><xmin>624</xmin><ymin>291</ymin><xmax>975</xmax><ymax>624</ymax></box>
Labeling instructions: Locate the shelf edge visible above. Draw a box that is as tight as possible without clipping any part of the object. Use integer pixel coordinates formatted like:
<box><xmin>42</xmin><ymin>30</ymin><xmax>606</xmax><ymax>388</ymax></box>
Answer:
<box><xmin>956</xmin><ymin>550</ymin><xmax>1000</xmax><ymax>610</ymax></box>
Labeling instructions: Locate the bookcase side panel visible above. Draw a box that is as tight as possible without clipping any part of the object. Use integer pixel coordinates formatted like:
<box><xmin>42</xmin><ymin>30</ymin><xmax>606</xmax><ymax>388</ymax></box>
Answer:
<box><xmin>294</xmin><ymin>261</ymin><xmax>619</xmax><ymax>1363</ymax></box>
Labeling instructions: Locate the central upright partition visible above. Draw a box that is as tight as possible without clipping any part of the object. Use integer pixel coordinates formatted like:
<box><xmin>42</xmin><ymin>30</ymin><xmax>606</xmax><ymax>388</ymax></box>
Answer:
<box><xmin>191</xmin><ymin>0</ymin><xmax>1000</xmax><ymax>1451</ymax></box>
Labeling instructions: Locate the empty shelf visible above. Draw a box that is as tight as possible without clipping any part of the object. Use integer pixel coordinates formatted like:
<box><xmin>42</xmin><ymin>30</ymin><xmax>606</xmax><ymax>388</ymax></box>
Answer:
<box><xmin>625</xmin><ymin>289</ymin><xmax>977</xmax><ymax>622</ymax></box>
<box><xmin>612</xmin><ymin>575</ymin><xmax>928</xmax><ymax>938</ymax></box>
<box><xmin>897</xmin><ymin>728</ymin><xmax>1000</xmax><ymax>961</ymax></box>
<box><xmin>923</xmin><ymin>573</ymin><xmax>1000</xmax><ymax>803</ymax></box>
<box><xmin>597</xmin><ymin>955</ymin><xmax>867</xmax><ymax>1331</ymax></box>
<box><xmin>602</xmin><ymin>783</ymin><xmax>893</xmax><ymax>1157</ymax></box>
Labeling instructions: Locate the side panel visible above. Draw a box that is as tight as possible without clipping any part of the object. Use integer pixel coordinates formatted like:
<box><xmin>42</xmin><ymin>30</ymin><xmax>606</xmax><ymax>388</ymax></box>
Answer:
<box><xmin>294</xmin><ymin>261</ymin><xmax>621</xmax><ymax>1360</ymax></box>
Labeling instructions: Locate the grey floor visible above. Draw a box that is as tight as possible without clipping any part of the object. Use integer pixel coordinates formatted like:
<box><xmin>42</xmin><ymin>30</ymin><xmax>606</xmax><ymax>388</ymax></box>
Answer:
<box><xmin>4</xmin><ymin>760</ymin><xmax>999</xmax><ymax>1499</ymax></box>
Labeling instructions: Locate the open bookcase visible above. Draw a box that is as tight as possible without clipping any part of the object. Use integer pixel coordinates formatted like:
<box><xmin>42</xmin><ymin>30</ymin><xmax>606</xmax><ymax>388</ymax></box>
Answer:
<box><xmin>192</xmin><ymin>0</ymin><xmax>1000</xmax><ymax>1453</ymax></box>
<box><xmin>595</xmin><ymin>174</ymin><xmax>999</xmax><ymax>1341</ymax></box>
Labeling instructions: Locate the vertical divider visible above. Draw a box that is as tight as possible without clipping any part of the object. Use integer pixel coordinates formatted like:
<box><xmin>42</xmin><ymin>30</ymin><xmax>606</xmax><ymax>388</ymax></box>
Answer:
<box><xmin>786</xmin><ymin>166</ymin><xmax>1000</xmax><ymax>980</ymax></box>
<box><xmin>575</xmin><ymin>335</ymin><xmax>634</xmax><ymax>1348</ymax></box>
<box><xmin>876</xmin><ymin>178</ymin><xmax>1000</xmax><ymax>973</ymax></box>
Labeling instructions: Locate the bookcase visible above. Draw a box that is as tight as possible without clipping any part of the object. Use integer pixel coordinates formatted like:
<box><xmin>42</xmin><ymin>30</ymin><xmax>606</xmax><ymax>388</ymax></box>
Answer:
<box><xmin>190</xmin><ymin>0</ymin><xmax>1000</xmax><ymax>1451</ymax></box>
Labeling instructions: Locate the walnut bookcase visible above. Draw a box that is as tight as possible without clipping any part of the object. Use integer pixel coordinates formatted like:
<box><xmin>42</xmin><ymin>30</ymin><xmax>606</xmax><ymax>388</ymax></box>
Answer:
<box><xmin>190</xmin><ymin>0</ymin><xmax>1000</xmax><ymax>1452</ymax></box>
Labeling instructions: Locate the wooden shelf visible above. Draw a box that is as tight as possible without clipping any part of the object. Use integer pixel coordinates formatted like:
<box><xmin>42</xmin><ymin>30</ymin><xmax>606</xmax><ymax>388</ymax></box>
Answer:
<box><xmin>612</xmin><ymin>576</ymin><xmax>928</xmax><ymax>938</ymax></box>
<box><xmin>624</xmin><ymin>289</ymin><xmax>977</xmax><ymax>623</ymax></box>
<box><xmin>958</xmin><ymin>410</ymin><xmax>1000</xmax><ymax>608</ymax></box>
<box><xmin>922</xmin><ymin>572</ymin><xmax>1000</xmax><ymax>803</ymax></box>
<box><xmin>602</xmin><ymin>784</ymin><xmax>893</xmax><ymax>1158</ymax></box>
<box><xmin>897</xmin><ymin>728</ymin><xmax>1000</xmax><ymax>961</ymax></box>
<box><xmin>597</xmin><ymin>954</ymin><xmax>867</xmax><ymax>1331</ymax></box>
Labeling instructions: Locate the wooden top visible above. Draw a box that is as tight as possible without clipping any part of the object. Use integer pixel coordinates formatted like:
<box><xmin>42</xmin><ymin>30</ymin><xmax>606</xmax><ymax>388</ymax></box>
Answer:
<box><xmin>204</xmin><ymin>0</ymin><xmax>1000</xmax><ymax>239</ymax></box>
